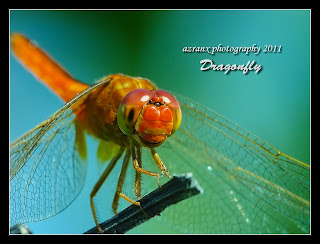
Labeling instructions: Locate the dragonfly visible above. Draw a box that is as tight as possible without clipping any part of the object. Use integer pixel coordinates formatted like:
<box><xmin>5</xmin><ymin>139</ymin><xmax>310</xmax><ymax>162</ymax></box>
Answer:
<box><xmin>10</xmin><ymin>33</ymin><xmax>310</xmax><ymax>234</ymax></box>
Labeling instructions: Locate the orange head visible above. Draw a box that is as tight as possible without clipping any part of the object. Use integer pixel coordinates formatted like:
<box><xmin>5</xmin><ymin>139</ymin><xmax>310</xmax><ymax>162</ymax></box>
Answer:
<box><xmin>117</xmin><ymin>89</ymin><xmax>182</xmax><ymax>147</ymax></box>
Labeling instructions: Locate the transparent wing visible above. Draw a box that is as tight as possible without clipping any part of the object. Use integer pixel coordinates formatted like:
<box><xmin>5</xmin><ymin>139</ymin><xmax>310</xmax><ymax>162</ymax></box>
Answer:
<box><xmin>142</xmin><ymin>93</ymin><xmax>310</xmax><ymax>234</ymax></box>
<box><xmin>10</xmin><ymin>80</ymin><xmax>109</xmax><ymax>227</ymax></box>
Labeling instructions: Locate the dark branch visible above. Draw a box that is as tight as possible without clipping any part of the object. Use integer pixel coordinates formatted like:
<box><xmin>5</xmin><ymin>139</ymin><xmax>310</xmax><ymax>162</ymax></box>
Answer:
<box><xmin>10</xmin><ymin>224</ymin><xmax>32</xmax><ymax>234</ymax></box>
<box><xmin>84</xmin><ymin>173</ymin><xmax>203</xmax><ymax>234</ymax></box>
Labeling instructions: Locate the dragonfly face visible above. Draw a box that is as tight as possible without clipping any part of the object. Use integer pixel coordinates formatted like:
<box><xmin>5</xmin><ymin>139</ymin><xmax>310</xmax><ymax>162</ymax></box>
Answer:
<box><xmin>118</xmin><ymin>89</ymin><xmax>182</xmax><ymax>148</ymax></box>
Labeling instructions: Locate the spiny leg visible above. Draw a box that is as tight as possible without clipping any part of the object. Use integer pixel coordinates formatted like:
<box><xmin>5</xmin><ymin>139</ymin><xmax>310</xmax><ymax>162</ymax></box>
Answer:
<box><xmin>112</xmin><ymin>147</ymin><xmax>140</xmax><ymax>214</ymax></box>
<box><xmin>90</xmin><ymin>146</ymin><xmax>125</xmax><ymax>233</ymax></box>
<box><xmin>135</xmin><ymin>145</ymin><xmax>142</xmax><ymax>198</ymax></box>
<box><xmin>150</xmin><ymin>148</ymin><xmax>171</xmax><ymax>179</ymax></box>
<box><xmin>130</xmin><ymin>139</ymin><xmax>162</xmax><ymax>186</ymax></box>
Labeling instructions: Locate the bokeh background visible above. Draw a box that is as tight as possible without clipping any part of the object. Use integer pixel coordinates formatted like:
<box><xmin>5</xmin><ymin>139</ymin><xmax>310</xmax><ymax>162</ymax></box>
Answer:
<box><xmin>10</xmin><ymin>10</ymin><xmax>310</xmax><ymax>234</ymax></box>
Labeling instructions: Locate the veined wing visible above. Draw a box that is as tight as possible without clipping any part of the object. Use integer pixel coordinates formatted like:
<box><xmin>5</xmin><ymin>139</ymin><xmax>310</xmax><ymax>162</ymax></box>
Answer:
<box><xmin>152</xmin><ymin>93</ymin><xmax>310</xmax><ymax>233</ymax></box>
<box><xmin>10</xmin><ymin>80</ymin><xmax>109</xmax><ymax>227</ymax></box>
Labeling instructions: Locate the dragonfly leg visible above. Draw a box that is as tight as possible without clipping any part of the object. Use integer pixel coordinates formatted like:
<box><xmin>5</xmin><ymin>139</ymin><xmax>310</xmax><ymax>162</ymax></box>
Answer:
<box><xmin>112</xmin><ymin>147</ymin><xmax>140</xmax><ymax>214</ymax></box>
<box><xmin>135</xmin><ymin>146</ymin><xmax>142</xmax><ymax>198</ymax></box>
<box><xmin>131</xmin><ymin>143</ymin><xmax>161</xmax><ymax>187</ymax></box>
<box><xmin>90</xmin><ymin>146</ymin><xmax>125</xmax><ymax>233</ymax></box>
<box><xmin>150</xmin><ymin>148</ymin><xmax>171</xmax><ymax>179</ymax></box>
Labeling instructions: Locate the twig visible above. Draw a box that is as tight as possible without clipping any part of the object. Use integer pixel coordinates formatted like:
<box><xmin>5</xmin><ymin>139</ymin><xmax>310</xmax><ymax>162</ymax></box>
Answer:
<box><xmin>84</xmin><ymin>173</ymin><xmax>203</xmax><ymax>234</ymax></box>
<box><xmin>10</xmin><ymin>224</ymin><xmax>32</xmax><ymax>234</ymax></box>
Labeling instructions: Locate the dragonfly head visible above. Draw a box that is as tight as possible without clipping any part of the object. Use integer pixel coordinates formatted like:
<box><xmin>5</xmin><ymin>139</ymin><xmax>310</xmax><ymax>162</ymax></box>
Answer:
<box><xmin>117</xmin><ymin>89</ymin><xmax>182</xmax><ymax>147</ymax></box>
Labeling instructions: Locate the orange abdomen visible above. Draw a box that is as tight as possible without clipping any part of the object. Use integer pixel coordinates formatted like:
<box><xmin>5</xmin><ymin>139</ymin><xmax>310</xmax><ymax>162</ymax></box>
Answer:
<box><xmin>11</xmin><ymin>33</ymin><xmax>88</xmax><ymax>102</ymax></box>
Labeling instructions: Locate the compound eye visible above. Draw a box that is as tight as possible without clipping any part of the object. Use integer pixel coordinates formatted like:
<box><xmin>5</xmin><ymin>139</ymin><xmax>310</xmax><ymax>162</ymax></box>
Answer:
<box><xmin>117</xmin><ymin>89</ymin><xmax>153</xmax><ymax>135</ymax></box>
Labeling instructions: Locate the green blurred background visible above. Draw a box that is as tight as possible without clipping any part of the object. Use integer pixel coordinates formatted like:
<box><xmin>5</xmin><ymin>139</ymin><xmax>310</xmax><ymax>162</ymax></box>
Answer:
<box><xmin>10</xmin><ymin>10</ymin><xmax>310</xmax><ymax>234</ymax></box>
